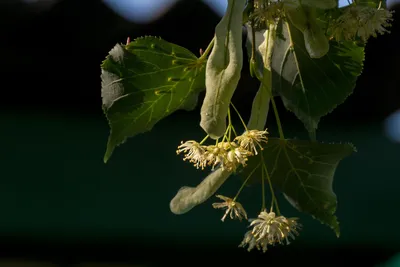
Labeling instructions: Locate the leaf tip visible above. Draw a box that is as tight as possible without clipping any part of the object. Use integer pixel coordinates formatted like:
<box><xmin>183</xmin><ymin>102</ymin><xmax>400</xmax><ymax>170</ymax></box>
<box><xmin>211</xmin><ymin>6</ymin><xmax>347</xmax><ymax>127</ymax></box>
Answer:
<box><xmin>103</xmin><ymin>153</ymin><xmax>110</xmax><ymax>164</ymax></box>
<box><xmin>330</xmin><ymin>215</ymin><xmax>340</xmax><ymax>238</ymax></box>
<box><xmin>347</xmin><ymin>142</ymin><xmax>357</xmax><ymax>153</ymax></box>
<box><xmin>103</xmin><ymin>142</ymin><xmax>115</xmax><ymax>164</ymax></box>
<box><xmin>103</xmin><ymin>152</ymin><xmax>111</xmax><ymax>164</ymax></box>
<box><xmin>332</xmin><ymin>217</ymin><xmax>341</xmax><ymax>238</ymax></box>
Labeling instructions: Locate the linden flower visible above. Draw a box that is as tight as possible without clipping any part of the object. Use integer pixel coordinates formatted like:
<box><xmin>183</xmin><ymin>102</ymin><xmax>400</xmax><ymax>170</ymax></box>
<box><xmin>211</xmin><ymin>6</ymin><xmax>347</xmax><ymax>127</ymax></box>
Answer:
<box><xmin>176</xmin><ymin>139</ymin><xmax>254</xmax><ymax>172</ymax></box>
<box><xmin>240</xmin><ymin>211</ymin><xmax>301</xmax><ymax>252</ymax></box>
<box><xmin>217</xmin><ymin>141</ymin><xmax>238</xmax><ymax>150</ymax></box>
<box><xmin>235</xmin><ymin>129</ymin><xmax>269</xmax><ymax>155</ymax></box>
<box><xmin>212</xmin><ymin>195</ymin><xmax>248</xmax><ymax>222</ymax></box>
<box><xmin>330</xmin><ymin>6</ymin><xmax>393</xmax><ymax>42</ymax></box>
<box><xmin>225</xmin><ymin>147</ymin><xmax>252</xmax><ymax>171</ymax></box>
<box><xmin>239</xmin><ymin>231</ymin><xmax>259</xmax><ymax>252</ymax></box>
<box><xmin>239</xmin><ymin>230</ymin><xmax>270</xmax><ymax>252</ymax></box>
<box><xmin>250</xmin><ymin>211</ymin><xmax>301</xmax><ymax>245</ymax></box>
<box><xmin>359</xmin><ymin>7</ymin><xmax>394</xmax><ymax>40</ymax></box>
<box><xmin>176</xmin><ymin>141</ymin><xmax>207</xmax><ymax>170</ymax></box>
<box><xmin>204</xmin><ymin>145</ymin><xmax>227</xmax><ymax>170</ymax></box>
<box><xmin>204</xmin><ymin>143</ymin><xmax>251</xmax><ymax>172</ymax></box>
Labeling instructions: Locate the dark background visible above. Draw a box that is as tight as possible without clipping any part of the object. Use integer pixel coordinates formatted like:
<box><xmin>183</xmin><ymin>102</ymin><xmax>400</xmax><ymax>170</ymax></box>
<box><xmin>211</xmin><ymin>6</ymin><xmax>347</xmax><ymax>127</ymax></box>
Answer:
<box><xmin>1</xmin><ymin>0</ymin><xmax>400</xmax><ymax>266</ymax></box>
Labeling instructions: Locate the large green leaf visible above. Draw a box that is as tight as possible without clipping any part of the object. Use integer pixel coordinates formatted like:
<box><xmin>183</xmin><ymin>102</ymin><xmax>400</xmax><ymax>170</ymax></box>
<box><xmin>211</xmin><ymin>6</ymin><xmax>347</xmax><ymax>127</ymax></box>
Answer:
<box><xmin>271</xmin><ymin>21</ymin><xmax>365</xmax><ymax>133</ymax></box>
<box><xmin>101</xmin><ymin>37</ymin><xmax>206</xmax><ymax>162</ymax></box>
<box><xmin>239</xmin><ymin>138</ymin><xmax>356</xmax><ymax>236</ymax></box>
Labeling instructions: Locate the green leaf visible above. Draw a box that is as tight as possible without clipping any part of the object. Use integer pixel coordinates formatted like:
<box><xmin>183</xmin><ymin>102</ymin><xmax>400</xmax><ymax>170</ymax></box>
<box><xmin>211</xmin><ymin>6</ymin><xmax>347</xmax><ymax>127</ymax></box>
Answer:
<box><xmin>271</xmin><ymin>21</ymin><xmax>365</xmax><ymax>133</ymax></box>
<box><xmin>101</xmin><ymin>37</ymin><xmax>206</xmax><ymax>162</ymax></box>
<box><xmin>239</xmin><ymin>138</ymin><xmax>356</xmax><ymax>236</ymax></box>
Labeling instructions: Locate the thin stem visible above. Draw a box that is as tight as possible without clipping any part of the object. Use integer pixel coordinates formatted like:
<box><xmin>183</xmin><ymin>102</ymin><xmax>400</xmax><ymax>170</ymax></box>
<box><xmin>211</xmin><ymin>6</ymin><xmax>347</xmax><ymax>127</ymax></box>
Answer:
<box><xmin>273</xmin><ymin>197</ymin><xmax>280</xmax><ymax>216</ymax></box>
<box><xmin>222</xmin><ymin>107</ymin><xmax>234</xmax><ymax>142</ymax></box>
<box><xmin>231</xmin><ymin>125</ymin><xmax>238</xmax><ymax>137</ymax></box>
<box><xmin>261</xmin><ymin>160</ymin><xmax>266</xmax><ymax>211</ymax></box>
<box><xmin>271</xmin><ymin>97</ymin><xmax>285</xmax><ymax>140</ymax></box>
<box><xmin>199</xmin><ymin>135</ymin><xmax>209</xmax><ymax>145</ymax></box>
<box><xmin>199</xmin><ymin>37</ymin><xmax>215</xmax><ymax>61</ymax></box>
<box><xmin>251</xmin><ymin>25</ymin><xmax>256</xmax><ymax>61</ymax></box>
<box><xmin>270</xmin><ymin>194</ymin><xmax>274</xmax><ymax>213</ymax></box>
<box><xmin>230</xmin><ymin>103</ymin><xmax>248</xmax><ymax>131</ymax></box>
<box><xmin>222</xmin><ymin>125</ymin><xmax>231</xmax><ymax>142</ymax></box>
<box><xmin>233</xmin><ymin>163</ymin><xmax>260</xmax><ymax>201</ymax></box>
<box><xmin>250</xmin><ymin>15</ymin><xmax>257</xmax><ymax>76</ymax></box>
<box><xmin>228</xmin><ymin>108</ymin><xmax>232</xmax><ymax>141</ymax></box>
<box><xmin>262</xmin><ymin>162</ymin><xmax>281</xmax><ymax>215</ymax></box>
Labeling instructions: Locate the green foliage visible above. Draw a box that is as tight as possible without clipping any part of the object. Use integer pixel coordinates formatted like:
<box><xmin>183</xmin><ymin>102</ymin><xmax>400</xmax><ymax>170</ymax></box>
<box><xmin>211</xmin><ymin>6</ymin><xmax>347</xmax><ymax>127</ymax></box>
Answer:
<box><xmin>271</xmin><ymin>21</ymin><xmax>364</xmax><ymax>133</ymax></box>
<box><xmin>99</xmin><ymin>0</ymin><xmax>393</xmax><ymax>250</ymax></box>
<box><xmin>239</xmin><ymin>138</ymin><xmax>356</xmax><ymax>236</ymax></box>
<box><xmin>101</xmin><ymin>37</ymin><xmax>206</xmax><ymax>162</ymax></box>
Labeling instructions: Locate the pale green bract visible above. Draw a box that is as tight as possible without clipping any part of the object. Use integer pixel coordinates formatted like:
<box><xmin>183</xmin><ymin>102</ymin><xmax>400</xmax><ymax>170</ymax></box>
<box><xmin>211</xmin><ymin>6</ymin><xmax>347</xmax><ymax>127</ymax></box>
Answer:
<box><xmin>170</xmin><ymin>168</ymin><xmax>231</xmax><ymax>215</ymax></box>
<box><xmin>247</xmin><ymin>29</ymin><xmax>272</xmax><ymax>131</ymax></box>
<box><xmin>200</xmin><ymin>0</ymin><xmax>246</xmax><ymax>139</ymax></box>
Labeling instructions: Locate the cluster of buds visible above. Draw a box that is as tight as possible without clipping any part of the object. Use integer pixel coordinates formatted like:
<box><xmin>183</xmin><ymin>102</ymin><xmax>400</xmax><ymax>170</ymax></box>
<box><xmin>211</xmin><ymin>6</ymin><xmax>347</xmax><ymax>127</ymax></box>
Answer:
<box><xmin>329</xmin><ymin>5</ymin><xmax>394</xmax><ymax>42</ymax></box>
<box><xmin>176</xmin><ymin>129</ymin><xmax>268</xmax><ymax>172</ymax></box>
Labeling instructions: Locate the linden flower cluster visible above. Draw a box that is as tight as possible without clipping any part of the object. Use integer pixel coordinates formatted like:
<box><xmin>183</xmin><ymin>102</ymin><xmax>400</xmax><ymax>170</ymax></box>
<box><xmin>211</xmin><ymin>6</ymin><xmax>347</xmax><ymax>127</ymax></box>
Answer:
<box><xmin>212</xmin><ymin>194</ymin><xmax>301</xmax><ymax>252</ymax></box>
<box><xmin>251</xmin><ymin>0</ymin><xmax>285</xmax><ymax>29</ymax></box>
<box><xmin>330</xmin><ymin>5</ymin><xmax>394</xmax><ymax>42</ymax></box>
<box><xmin>176</xmin><ymin>129</ymin><xmax>268</xmax><ymax>172</ymax></box>
<box><xmin>240</xmin><ymin>211</ymin><xmax>301</xmax><ymax>252</ymax></box>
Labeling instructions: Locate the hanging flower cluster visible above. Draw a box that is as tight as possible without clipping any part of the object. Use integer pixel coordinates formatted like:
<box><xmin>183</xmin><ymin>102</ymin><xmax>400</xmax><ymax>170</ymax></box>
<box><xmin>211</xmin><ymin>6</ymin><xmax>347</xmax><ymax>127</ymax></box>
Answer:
<box><xmin>176</xmin><ymin>129</ymin><xmax>269</xmax><ymax>172</ymax></box>
<box><xmin>212</xmin><ymin>195</ymin><xmax>248</xmax><ymax>222</ymax></box>
<box><xmin>240</xmin><ymin>211</ymin><xmax>301</xmax><ymax>252</ymax></box>
<box><xmin>213</xmin><ymin>196</ymin><xmax>301</xmax><ymax>252</ymax></box>
<box><xmin>249</xmin><ymin>0</ymin><xmax>394</xmax><ymax>44</ymax></box>
<box><xmin>251</xmin><ymin>0</ymin><xmax>285</xmax><ymax>29</ymax></box>
<box><xmin>175</xmin><ymin>125</ymin><xmax>301</xmax><ymax>252</ymax></box>
<box><xmin>330</xmin><ymin>5</ymin><xmax>394</xmax><ymax>42</ymax></box>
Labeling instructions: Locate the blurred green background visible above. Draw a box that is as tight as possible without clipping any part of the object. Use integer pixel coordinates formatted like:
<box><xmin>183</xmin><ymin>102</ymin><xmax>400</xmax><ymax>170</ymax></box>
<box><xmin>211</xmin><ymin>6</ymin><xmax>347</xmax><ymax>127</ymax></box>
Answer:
<box><xmin>1</xmin><ymin>111</ymin><xmax>399</xmax><ymax>264</ymax></box>
<box><xmin>0</xmin><ymin>110</ymin><xmax>398</xmax><ymax>246</ymax></box>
